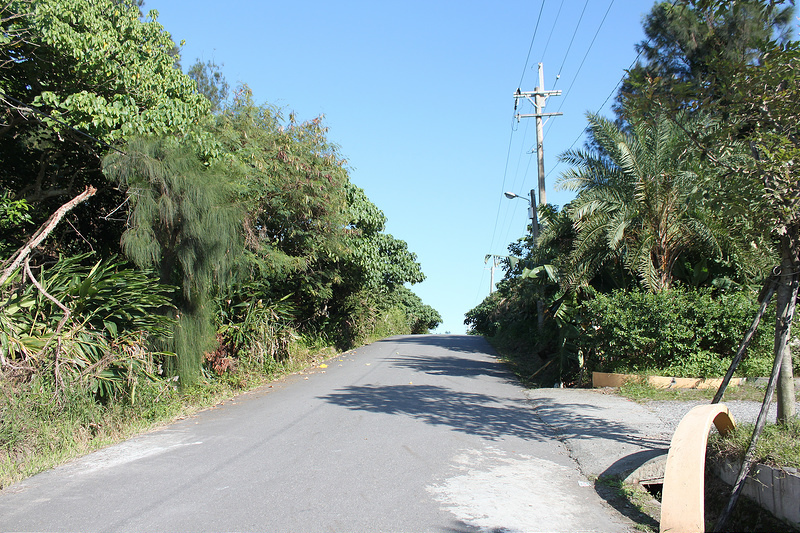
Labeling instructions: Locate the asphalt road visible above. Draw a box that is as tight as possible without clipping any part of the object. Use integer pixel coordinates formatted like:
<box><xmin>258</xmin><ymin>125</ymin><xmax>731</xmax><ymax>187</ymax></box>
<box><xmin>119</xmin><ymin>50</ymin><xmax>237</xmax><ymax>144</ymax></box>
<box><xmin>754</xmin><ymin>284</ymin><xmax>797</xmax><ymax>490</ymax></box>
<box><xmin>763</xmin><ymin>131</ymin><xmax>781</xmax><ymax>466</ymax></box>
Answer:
<box><xmin>0</xmin><ymin>335</ymin><xmax>630</xmax><ymax>532</ymax></box>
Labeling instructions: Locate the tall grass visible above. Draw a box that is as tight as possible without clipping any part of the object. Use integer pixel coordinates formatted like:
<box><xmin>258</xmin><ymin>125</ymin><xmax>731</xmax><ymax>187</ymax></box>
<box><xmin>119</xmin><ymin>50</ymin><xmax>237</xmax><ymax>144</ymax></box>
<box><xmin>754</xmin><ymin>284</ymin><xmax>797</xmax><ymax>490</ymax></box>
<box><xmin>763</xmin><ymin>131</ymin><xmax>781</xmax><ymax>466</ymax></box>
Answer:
<box><xmin>0</xmin><ymin>375</ymin><xmax>182</xmax><ymax>489</ymax></box>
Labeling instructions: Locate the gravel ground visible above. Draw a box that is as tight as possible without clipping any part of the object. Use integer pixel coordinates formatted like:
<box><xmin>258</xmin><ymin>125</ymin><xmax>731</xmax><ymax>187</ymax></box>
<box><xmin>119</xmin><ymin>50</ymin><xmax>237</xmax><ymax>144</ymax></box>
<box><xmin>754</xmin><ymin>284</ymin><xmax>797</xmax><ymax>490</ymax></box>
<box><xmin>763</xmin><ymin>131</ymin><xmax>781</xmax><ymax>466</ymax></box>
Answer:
<box><xmin>525</xmin><ymin>387</ymin><xmax>799</xmax><ymax>481</ymax></box>
<box><xmin>643</xmin><ymin>398</ymin><xmax>800</xmax><ymax>435</ymax></box>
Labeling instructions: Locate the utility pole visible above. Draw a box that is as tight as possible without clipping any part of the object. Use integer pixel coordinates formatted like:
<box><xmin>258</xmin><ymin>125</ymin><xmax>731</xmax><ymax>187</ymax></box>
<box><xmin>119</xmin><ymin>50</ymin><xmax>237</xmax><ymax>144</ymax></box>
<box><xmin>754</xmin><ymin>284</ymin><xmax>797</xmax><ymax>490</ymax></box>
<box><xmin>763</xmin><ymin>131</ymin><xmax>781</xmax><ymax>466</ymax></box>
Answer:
<box><xmin>528</xmin><ymin>189</ymin><xmax>539</xmax><ymax>245</ymax></box>
<box><xmin>514</xmin><ymin>63</ymin><xmax>562</xmax><ymax>206</ymax></box>
<box><xmin>485</xmin><ymin>254</ymin><xmax>502</xmax><ymax>293</ymax></box>
<box><xmin>529</xmin><ymin>189</ymin><xmax>544</xmax><ymax>334</ymax></box>
<box><xmin>503</xmin><ymin>190</ymin><xmax>544</xmax><ymax>333</ymax></box>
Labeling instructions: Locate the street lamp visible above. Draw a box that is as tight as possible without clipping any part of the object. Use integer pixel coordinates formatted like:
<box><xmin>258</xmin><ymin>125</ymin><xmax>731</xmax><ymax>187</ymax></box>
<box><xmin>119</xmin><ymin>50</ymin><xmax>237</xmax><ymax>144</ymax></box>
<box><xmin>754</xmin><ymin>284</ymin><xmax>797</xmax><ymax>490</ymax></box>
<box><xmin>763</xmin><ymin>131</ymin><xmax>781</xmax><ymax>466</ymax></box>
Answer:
<box><xmin>504</xmin><ymin>189</ymin><xmax>539</xmax><ymax>244</ymax></box>
<box><xmin>503</xmin><ymin>191</ymin><xmax>527</xmax><ymax>201</ymax></box>
<box><xmin>503</xmin><ymin>189</ymin><xmax>544</xmax><ymax>333</ymax></box>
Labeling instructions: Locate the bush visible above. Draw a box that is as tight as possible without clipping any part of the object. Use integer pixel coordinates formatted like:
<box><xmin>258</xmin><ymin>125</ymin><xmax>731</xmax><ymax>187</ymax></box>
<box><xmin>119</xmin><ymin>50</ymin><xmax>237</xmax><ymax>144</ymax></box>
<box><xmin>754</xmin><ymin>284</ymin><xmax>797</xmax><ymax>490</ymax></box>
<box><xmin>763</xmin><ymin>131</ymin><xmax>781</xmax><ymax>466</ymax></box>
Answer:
<box><xmin>0</xmin><ymin>254</ymin><xmax>175</xmax><ymax>400</ymax></box>
<box><xmin>579</xmin><ymin>287</ymin><xmax>773</xmax><ymax>378</ymax></box>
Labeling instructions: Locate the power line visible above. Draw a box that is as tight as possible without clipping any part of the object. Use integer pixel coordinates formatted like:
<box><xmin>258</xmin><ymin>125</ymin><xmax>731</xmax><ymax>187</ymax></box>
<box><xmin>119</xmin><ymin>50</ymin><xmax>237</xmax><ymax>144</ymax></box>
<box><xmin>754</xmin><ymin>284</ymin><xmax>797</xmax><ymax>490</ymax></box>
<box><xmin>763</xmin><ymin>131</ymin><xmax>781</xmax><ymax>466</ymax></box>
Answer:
<box><xmin>553</xmin><ymin>0</ymin><xmax>589</xmax><ymax>88</ymax></box>
<box><xmin>552</xmin><ymin>0</ymin><xmax>615</xmax><ymax>114</ymax></box>
<box><xmin>517</xmin><ymin>0</ymin><xmax>547</xmax><ymax>89</ymax></box>
<box><xmin>483</xmin><ymin>1</ymin><xmax>548</xmax><ymax>300</ymax></box>
<box><xmin>539</xmin><ymin>0</ymin><xmax>565</xmax><ymax>65</ymax></box>
<box><xmin>486</xmin><ymin>125</ymin><xmax>517</xmax><ymax>265</ymax></box>
<box><xmin>485</xmin><ymin>0</ymin><xmax>671</xmax><ymax>301</ymax></box>
<box><xmin>543</xmin><ymin>0</ymin><xmax>681</xmax><ymax>182</ymax></box>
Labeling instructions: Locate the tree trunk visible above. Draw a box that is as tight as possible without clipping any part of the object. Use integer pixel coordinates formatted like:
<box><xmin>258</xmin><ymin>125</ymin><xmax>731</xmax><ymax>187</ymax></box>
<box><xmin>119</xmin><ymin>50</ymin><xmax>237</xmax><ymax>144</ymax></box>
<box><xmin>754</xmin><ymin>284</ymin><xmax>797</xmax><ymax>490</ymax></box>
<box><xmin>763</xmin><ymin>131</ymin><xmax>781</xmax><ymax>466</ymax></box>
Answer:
<box><xmin>775</xmin><ymin>237</ymin><xmax>798</xmax><ymax>423</ymax></box>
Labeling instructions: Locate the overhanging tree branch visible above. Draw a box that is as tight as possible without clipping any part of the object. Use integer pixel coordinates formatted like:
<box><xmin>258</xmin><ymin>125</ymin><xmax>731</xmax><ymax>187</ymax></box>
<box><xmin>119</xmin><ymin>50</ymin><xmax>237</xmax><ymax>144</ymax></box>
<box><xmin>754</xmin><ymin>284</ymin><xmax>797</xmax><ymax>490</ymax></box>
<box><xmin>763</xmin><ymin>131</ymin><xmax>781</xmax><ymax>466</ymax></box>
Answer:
<box><xmin>0</xmin><ymin>185</ymin><xmax>97</xmax><ymax>285</ymax></box>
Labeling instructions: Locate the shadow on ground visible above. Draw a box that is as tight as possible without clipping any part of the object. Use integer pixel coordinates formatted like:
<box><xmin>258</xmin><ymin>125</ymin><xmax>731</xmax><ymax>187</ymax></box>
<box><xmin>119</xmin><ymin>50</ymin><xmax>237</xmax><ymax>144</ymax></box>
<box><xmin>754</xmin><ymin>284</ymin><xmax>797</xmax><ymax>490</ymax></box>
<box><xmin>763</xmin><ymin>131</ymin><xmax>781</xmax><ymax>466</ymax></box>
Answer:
<box><xmin>593</xmin><ymin>475</ymin><xmax>661</xmax><ymax>532</ymax></box>
<box><xmin>530</xmin><ymin>399</ymin><xmax>671</xmax><ymax>452</ymax></box>
<box><xmin>320</xmin><ymin>384</ymin><xmax>549</xmax><ymax>442</ymax></box>
<box><xmin>388</xmin><ymin>354</ymin><xmax>514</xmax><ymax>381</ymax></box>
<box><xmin>373</xmin><ymin>335</ymin><xmax>495</xmax><ymax>356</ymax></box>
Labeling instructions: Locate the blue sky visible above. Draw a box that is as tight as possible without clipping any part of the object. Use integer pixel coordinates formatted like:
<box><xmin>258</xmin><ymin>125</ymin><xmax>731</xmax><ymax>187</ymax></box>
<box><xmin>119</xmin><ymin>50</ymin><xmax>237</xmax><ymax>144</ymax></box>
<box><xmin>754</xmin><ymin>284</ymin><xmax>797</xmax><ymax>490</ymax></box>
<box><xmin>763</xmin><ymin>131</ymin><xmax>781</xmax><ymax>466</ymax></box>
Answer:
<box><xmin>150</xmin><ymin>0</ymin><xmax>652</xmax><ymax>334</ymax></box>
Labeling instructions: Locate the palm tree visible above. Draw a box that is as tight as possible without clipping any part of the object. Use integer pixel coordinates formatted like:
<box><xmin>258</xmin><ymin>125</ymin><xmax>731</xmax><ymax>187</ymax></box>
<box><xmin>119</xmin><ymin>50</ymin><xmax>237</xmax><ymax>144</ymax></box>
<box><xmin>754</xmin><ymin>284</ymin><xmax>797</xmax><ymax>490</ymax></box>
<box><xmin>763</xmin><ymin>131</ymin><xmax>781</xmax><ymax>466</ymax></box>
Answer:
<box><xmin>558</xmin><ymin>113</ymin><xmax>719</xmax><ymax>292</ymax></box>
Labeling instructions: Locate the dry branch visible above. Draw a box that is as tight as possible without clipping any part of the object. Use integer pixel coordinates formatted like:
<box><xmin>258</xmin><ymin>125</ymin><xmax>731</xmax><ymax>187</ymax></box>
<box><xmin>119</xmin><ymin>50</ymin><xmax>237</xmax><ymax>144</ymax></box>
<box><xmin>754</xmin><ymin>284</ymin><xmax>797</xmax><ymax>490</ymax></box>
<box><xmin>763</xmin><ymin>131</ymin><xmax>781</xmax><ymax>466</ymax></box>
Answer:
<box><xmin>0</xmin><ymin>185</ymin><xmax>96</xmax><ymax>285</ymax></box>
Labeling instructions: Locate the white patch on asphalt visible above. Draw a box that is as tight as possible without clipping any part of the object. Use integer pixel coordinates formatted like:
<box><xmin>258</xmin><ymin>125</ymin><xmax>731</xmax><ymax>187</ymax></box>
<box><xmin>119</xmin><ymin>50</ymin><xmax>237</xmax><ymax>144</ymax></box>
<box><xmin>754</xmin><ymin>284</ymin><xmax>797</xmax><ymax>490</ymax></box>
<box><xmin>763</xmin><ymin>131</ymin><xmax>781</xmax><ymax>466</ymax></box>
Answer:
<box><xmin>427</xmin><ymin>447</ymin><xmax>599</xmax><ymax>533</ymax></box>
<box><xmin>61</xmin><ymin>433</ymin><xmax>202</xmax><ymax>476</ymax></box>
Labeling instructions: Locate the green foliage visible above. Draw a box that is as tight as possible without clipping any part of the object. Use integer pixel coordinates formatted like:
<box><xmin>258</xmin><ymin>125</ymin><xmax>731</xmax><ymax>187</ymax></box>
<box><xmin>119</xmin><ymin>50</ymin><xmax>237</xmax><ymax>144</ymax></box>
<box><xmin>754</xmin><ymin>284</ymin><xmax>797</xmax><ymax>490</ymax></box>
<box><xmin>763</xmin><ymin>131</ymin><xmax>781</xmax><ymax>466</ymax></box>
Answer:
<box><xmin>618</xmin><ymin>0</ymin><xmax>795</xmax><ymax>119</ymax></box>
<box><xmin>0</xmin><ymin>0</ymin><xmax>212</xmax><ymax>256</ymax></box>
<box><xmin>330</xmin><ymin>285</ymin><xmax>439</xmax><ymax>348</ymax></box>
<box><xmin>464</xmin><ymin>290</ymin><xmax>505</xmax><ymax>337</ymax></box>
<box><xmin>0</xmin><ymin>253</ymin><xmax>175</xmax><ymax>400</ymax></box>
<box><xmin>371</xmin><ymin>306</ymin><xmax>412</xmax><ymax>341</ymax></box>
<box><xmin>0</xmin><ymin>191</ymin><xmax>31</xmax><ymax>257</ymax></box>
<box><xmin>579</xmin><ymin>286</ymin><xmax>773</xmax><ymax>377</ymax></box>
<box><xmin>625</xmin><ymin>0</ymin><xmax>800</xmax><ymax>418</ymax></box>
<box><xmin>209</xmin><ymin>88</ymin><xmax>350</xmax><ymax>317</ymax></box>
<box><xmin>188</xmin><ymin>59</ymin><xmax>229</xmax><ymax>113</ymax></box>
<box><xmin>465</xmin><ymin>276</ymin><xmax>561</xmax><ymax>383</ymax></box>
<box><xmin>336</xmin><ymin>182</ymin><xmax>424</xmax><ymax>294</ymax></box>
<box><xmin>1</xmin><ymin>0</ymin><xmax>208</xmax><ymax>140</ymax></box>
<box><xmin>103</xmin><ymin>137</ymin><xmax>241</xmax><ymax>293</ymax></box>
<box><xmin>0</xmin><ymin>0</ymin><xmax>441</xmax><ymax>493</ymax></box>
<box><xmin>334</xmin><ymin>289</ymin><xmax>402</xmax><ymax>348</ymax></box>
<box><xmin>388</xmin><ymin>286</ymin><xmax>441</xmax><ymax>334</ymax></box>
<box><xmin>710</xmin><ymin>418</ymin><xmax>800</xmax><ymax>470</ymax></box>
<box><xmin>215</xmin><ymin>293</ymin><xmax>298</xmax><ymax>372</ymax></box>
<box><xmin>558</xmin><ymin>112</ymin><xmax>722</xmax><ymax>292</ymax></box>
<box><xmin>103</xmin><ymin>136</ymin><xmax>243</xmax><ymax>385</ymax></box>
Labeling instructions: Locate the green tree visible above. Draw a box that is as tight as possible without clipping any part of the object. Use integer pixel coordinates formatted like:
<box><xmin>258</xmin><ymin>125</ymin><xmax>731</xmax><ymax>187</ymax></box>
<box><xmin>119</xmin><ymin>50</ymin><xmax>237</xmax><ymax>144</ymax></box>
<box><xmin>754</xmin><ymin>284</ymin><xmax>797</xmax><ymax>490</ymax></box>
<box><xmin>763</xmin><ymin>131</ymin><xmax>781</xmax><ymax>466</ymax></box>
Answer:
<box><xmin>695</xmin><ymin>33</ymin><xmax>800</xmax><ymax>422</ymax></box>
<box><xmin>339</xmin><ymin>182</ymin><xmax>424</xmax><ymax>292</ymax></box>
<box><xmin>619</xmin><ymin>0</ymin><xmax>798</xmax><ymax>422</ymax></box>
<box><xmin>103</xmin><ymin>137</ymin><xmax>242</xmax><ymax>384</ymax></box>
<box><xmin>387</xmin><ymin>286</ymin><xmax>441</xmax><ymax>334</ymax></box>
<box><xmin>617</xmin><ymin>0</ymin><xmax>794</xmax><ymax>120</ymax></box>
<box><xmin>188</xmin><ymin>59</ymin><xmax>229</xmax><ymax>113</ymax></box>
<box><xmin>0</xmin><ymin>0</ymin><xmax>210</xmax><ymax>256</ymax></box>
<box><xmin>326</xmin><ymin>183</ymin><xmax>428</xmax><ymax>344</ymax></box>
<box><xmin>209</xmin><ymin>87</ymin><xmax>350</xmax><ymax>318</ymax></box>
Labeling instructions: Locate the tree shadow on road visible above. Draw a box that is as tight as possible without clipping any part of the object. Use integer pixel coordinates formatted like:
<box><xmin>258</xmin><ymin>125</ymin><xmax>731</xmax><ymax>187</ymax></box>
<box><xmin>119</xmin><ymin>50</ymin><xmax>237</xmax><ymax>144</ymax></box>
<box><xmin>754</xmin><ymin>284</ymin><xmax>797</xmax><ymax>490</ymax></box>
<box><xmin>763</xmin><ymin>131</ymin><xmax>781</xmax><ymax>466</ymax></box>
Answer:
<box><xmin>529</xmin><ymin>399</ymin><xmax>672</xmax><ymax>452</ymax></box>
<box><xmin>320</xmin><ymin>384</ymin><xmax>550</xmax><ymax>442</ymax></box>
<box><xmin>373</xmin><ymin>334</ymin><xmax>496</xmax><ymax>356</ymax></box>
<box><xmin>388</xmin><ymin>354</ymin><xmax>515</xmax><ymax>382</ymax></box>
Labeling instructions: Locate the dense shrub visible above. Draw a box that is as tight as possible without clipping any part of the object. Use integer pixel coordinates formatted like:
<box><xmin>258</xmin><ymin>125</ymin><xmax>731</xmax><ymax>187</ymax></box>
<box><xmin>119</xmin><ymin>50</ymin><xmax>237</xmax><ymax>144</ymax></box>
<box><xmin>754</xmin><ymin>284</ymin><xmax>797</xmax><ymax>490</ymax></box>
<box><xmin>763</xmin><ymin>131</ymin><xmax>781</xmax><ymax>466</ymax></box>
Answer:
<box><xmin>329</xmin><ymin>286</ymin><xmax>441</xmax><ymax>349</ymax></box>
<box><xmin>579</xmin><ymin>287</ymin><xmax>774</xmax><ymax>378</ymax></box>
<box><xmin>0</xmin><ymin>254</ymin><xmax>175</xmax><ymax>400</ymax></box>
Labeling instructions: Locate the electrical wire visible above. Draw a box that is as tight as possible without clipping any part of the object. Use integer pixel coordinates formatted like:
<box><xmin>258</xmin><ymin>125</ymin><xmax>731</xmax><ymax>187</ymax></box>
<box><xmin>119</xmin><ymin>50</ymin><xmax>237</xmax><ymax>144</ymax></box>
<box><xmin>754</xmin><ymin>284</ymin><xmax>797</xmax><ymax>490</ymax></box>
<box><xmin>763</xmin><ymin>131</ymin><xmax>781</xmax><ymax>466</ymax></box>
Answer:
<box><xmin>517</xmin><ymin>0</ymin><xmax>547</xmax><ymax>89</ymax></box>
<box><xmin>486</xmin><ymin>126</ymin><xmax>518</xmax><ymax>266</ymax></box>
<box><xmin>553</xmin><ymin>0</ymin><xmax>589</xmax><ymax>88</ymax></box>
<box><xmin>481</xmin><ymin>0</ymin><xmax>680</xmax><ymax>303</ymax></box>
<box><xmin>480</xmin><ymin>1</ymin><xmax>547</xmax><ymax>301</ymax></box>
<box><xmin>543</xmin><ymin>0</ymin><xmax>681</xmax><ymax>182</ymax></box>
<box><xmin>552</xmin><ymin>0</ymin><xmax>615</xmax><ymax>115</ymax></box>
<box><xmin>539</xmin><ymin>0</ymin><xmax>565</xmax><ymax>67</ymax></box>
<box><xmin>475</xmin><ymin>122</ymin><xmax>518</xmax><ymax>305</ymax></box>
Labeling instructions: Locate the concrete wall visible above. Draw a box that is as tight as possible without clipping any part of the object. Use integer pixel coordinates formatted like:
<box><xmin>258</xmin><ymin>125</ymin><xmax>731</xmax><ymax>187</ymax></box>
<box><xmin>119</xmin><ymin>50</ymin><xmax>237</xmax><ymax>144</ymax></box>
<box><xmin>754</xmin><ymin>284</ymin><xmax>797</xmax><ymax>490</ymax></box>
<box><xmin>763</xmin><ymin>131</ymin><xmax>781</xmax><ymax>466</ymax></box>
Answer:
<box><xmin>713</xmin><ymin>460</ymin><xmax>800</xmax><ymax>528</ymax></box>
